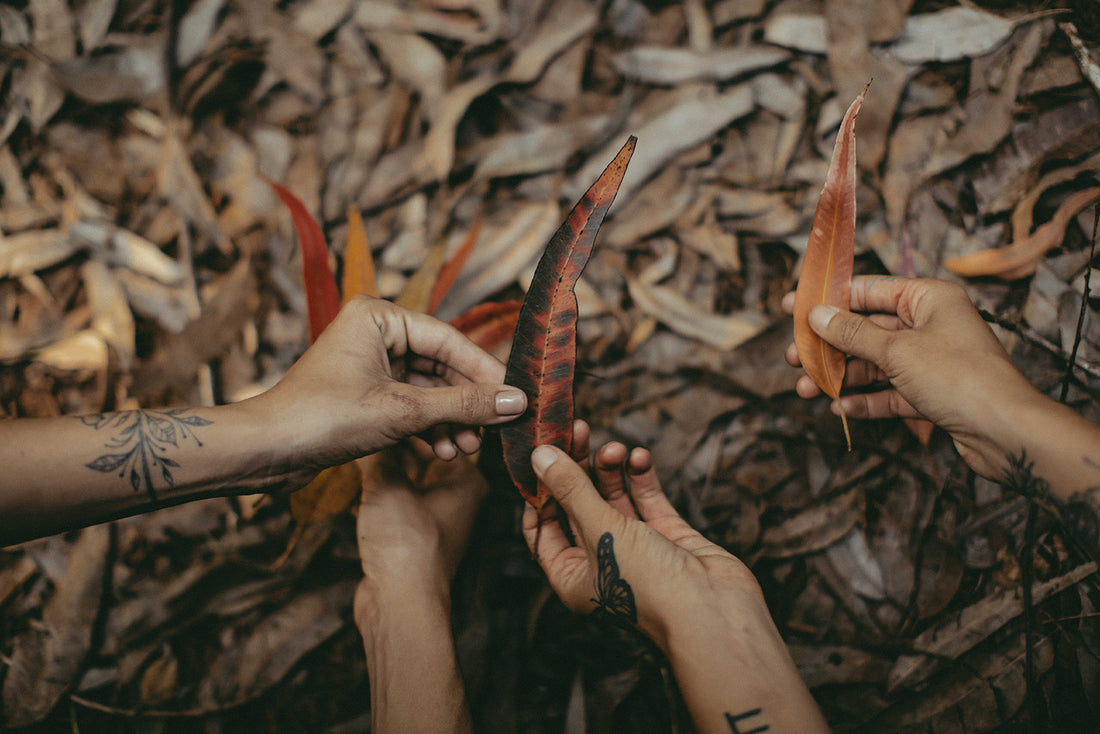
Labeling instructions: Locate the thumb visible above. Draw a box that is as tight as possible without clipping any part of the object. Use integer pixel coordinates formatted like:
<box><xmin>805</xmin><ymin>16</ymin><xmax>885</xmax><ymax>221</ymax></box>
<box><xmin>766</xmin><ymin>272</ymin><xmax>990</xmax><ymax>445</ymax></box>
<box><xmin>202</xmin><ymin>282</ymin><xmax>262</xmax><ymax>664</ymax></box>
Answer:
<box><xmin>398</xmin><ymin>382</ymin><xmax>527</xmax><ymax>435</ymax></box>
<box><xmin>809</xmin><ymin>305</ymin><xmax>889</xmax><ymax>364</ymax></box>
<box><xmin>531</xmin><ymin>445</ymin><xmax>614</xmax><ymax>538</ymax></box>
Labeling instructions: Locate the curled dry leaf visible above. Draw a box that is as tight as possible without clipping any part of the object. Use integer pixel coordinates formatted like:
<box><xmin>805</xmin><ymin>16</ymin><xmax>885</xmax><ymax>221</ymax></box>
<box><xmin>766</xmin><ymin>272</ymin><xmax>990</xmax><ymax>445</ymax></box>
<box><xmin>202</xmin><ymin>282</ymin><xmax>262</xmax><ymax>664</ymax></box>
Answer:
<box><xmin>794</xmin><ymin>84</ymin><xmax>867</xmax><ymax>450</ymax></box>
<box><xmin>501</xmin><ymin>136</ymin><xmax>636</xmax><ymax>511</ymax></box>
<box><xmin>945</xmin><ymin>187</ymin><xmax>1100</xmax><ymax>280</ymax></box>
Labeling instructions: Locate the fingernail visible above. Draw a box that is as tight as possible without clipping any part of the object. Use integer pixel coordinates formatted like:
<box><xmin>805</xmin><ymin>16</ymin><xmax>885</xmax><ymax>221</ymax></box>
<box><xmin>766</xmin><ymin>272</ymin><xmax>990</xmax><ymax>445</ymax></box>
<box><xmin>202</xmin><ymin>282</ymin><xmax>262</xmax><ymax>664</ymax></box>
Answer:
<box><xmin>809</xmin><ymin>304</ymin><xmax>840</xmax><ymax>332</ymax></box>
<box><xmin>531</xmin><ymin>445</ymin><xmax>558</xmax><ymax>474</ymax></box>
<box><xmin>496</xmin><ymin>388</ymin><xmax>526</xmax><ymax>415</ymax></box>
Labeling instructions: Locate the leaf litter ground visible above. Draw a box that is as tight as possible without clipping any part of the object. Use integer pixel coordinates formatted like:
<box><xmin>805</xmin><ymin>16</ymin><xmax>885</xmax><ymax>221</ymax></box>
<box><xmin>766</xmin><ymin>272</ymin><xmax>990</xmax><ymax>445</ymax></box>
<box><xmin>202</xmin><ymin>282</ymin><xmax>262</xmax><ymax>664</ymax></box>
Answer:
<box><xmin>1</xmin><ymin>1</ymin><xmax>1100</xmax><ymax>732</ymax></box>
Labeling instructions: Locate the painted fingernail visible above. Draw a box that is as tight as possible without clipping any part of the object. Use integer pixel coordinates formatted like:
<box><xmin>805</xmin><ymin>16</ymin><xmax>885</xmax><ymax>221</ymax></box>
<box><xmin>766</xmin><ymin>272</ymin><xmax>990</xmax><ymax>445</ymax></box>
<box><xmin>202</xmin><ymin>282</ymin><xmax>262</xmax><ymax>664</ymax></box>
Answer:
<box><xmin>809</xmin><ymin>304</ymin><xmax>840</xmax><ymax>332</ymax></box>
<box><xmin>496</xmin><ymin>388</ymin><xmax>526</xmax><ymax>415</ymax></box>
<box><xmin>531</xmin><ymin>445</ymin><xmax>558</xmax><ymax>474</ymax></box>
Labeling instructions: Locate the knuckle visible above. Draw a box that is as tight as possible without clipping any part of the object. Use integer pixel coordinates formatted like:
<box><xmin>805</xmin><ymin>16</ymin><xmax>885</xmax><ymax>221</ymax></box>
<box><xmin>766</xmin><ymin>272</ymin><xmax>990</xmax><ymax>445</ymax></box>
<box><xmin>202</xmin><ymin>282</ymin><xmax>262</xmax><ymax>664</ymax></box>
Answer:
<box><xmin>837</xmin><ymin>313</ymin><xmax>865</xmax><ymax>347</ymax></box>
<box><xmin>460</xmin><ymin>385</ymin><xmax>490</xmax><ymax>417</ymax></box>
<box><xmin>345</xmin><ymin>293</ymin><xmax>377</xmax><ymax>313</ymax></box>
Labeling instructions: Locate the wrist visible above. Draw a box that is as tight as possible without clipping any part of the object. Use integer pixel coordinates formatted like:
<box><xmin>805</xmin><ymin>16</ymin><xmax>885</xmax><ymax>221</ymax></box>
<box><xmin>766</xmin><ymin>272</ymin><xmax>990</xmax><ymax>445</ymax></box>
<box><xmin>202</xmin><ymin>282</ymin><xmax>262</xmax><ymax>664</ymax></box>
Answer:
<box><xmin>232</xmin><ymin>391</ymin><xmax>330</xmax><ymax>487</ymax></box>
<box><xmin>354</xmin><ymin>573</ymin><xmax>451</xmax><ymax>636</ymax></box>
<box><xmin>979</xmin><ymin>387</ymin><xmax>1100</xmax><ymax>497</ymax></box>
<box><xmin>948</xmin><ymin>362</ymin><xmax>1046</xmax><ymax>481</ymax></box>
<box><xmin>660</xmin><ymin>588</ymin><xmax>827</xmax><ymax>734</ymax></box>
<box><xmin>643</xmin><ymin>574</ymin><xmax>771</xmax><ymax>656</ymax></box>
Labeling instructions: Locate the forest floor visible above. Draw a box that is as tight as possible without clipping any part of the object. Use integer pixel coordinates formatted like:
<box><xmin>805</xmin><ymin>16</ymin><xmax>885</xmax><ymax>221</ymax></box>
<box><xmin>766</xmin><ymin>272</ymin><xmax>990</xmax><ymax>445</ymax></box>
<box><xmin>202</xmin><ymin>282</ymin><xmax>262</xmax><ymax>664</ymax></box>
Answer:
<box><xmin>1</xmin><ymin>0</ymin><xmax>1100</xmax><ymax>732</ymax></box>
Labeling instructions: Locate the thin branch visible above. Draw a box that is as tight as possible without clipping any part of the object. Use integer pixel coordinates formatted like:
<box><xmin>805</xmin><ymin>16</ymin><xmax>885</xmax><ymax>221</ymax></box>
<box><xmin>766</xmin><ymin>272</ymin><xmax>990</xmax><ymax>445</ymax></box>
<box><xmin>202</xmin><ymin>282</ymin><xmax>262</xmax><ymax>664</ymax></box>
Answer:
<box><xmin>978</xmin><ymin>310</ymin><xmax>1100</xmax><ymax>384</ymax></box>
<box><xmin>1060</xmin><ymin>191</ymin><xmax>1099</xmax><ymax>402</ymax></box>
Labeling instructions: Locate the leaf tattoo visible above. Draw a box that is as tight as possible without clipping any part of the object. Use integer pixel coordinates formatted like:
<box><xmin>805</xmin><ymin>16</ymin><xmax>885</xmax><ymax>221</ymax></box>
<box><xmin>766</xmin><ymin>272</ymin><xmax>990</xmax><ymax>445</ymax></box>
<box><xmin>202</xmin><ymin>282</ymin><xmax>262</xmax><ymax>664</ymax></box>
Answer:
<box><xmin>82</xmin><ymin>409</ymin><xmax>212</xmax><ymax>503</ymax></box>
<box><xmin>591</xmin><ymin>532</ymin><xmax>637</xmax><ymax>624</ymax></box>
<box><xmin>1003</xmin><ymin>450</ymin><xmax>1100</xmax><ymax>562</ymax></box>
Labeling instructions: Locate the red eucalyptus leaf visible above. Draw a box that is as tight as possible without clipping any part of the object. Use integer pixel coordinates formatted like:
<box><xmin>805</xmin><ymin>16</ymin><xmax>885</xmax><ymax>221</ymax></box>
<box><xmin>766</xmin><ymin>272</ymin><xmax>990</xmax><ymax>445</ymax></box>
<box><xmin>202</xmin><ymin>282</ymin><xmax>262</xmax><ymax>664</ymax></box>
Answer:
<box><xmin>267</xmin><ymin>180</ymin><xmax>341</xmax><ymax>343</ymax></box>
<box><xmin>501</xmin><ymin>136</ymin><xmax>637</xmax><ymax>510</ymax></box>
<box><xmin>449</xmin><ymin>300</ymin><xmax>521</xmax><ymax>354</ymax></box>
<box><xmin>429</xmin><ymin>216</ymin><xmax>484</xmax><ymax>314</ymax></box>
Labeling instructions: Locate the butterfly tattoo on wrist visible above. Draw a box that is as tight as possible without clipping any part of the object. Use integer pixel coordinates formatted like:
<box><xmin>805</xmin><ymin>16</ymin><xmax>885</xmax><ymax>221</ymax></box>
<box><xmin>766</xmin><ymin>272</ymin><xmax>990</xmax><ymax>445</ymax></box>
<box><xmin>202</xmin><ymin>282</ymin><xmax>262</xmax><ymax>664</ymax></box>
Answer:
<box><xmin>591</xmin><ymin>532</ymin><xmax>637</xmax><ymax>624</ymax></box>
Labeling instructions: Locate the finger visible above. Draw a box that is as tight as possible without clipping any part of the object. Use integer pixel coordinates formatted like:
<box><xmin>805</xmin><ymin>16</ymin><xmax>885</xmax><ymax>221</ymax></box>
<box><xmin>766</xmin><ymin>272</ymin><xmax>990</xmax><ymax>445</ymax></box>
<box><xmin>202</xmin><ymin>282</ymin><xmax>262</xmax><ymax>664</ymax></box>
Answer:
<box><xmin>623</xmin><ymin>448</ymin><xmax>680</xmax><ymax>524</ymax></box>
<box><xmin>379</xmin><ymin>302</ymin><xmax>507</xmax><ymax>385</ymax></box>
<box><xmin>842</xmin><ymin>358</ymin><xmax>891</xmax><ymax>388</ymax></box>
<box><xmin>593</xmin><ymin>442</ymin><xmax>640</xmax><ymax>519</ymax></box>
<box><xmin>847</xmin><ymin>275</ymin><xmax>966</xmax><ymax>322</ymax></box>
<box><xmin>796</xmin><ymin>374</ymin><xmax>823</xmax><ymax>399</ymax></box>
<box><xmin>838</xmin><ymin>389</ymin><xmax>921</xmax><ymax>420</ymax></box>
<box><xmin>571</xmin><ymin>420</ymin><xmax>591</xmax><ymax>471</ymax></box>
<box><xmin>788</xmin><ymin>311</ymin><xmax>902</xmax><ymax>371</ymax></box>
<box><xmin>432</xmin><ymin>435</ymin><xmax>458</xmax><ymax>461</ymax></box>
<box><xmin>396</xmin><ymin>383</ymin><xmax>527</xmax><ymax>440</ymax></box>
<box><xmin>781</xmin><ymin>290</ymin><xmax>796</xmax><ymax>316</ymax></box>
<box><xmin>453</xmin><ymin>427</ymin><xmax>482</xmax><ymax>455</ymax></box>
<box><xmin>522</xmin><ymin>503</ymin><xmax>573</xmax><ymax>563</ymax></box>
<box><xmin>867</xmin><ymin>313</ymin><xmax>904</xmax><ymax>331</ymax></box>
<box><xmin>808</xmin><ymin>305</ymin><xmax>892</xmax><ymax>365</ymax></box>
<box><xmin>531</xmin><ymin>445</ymin><xmax>616</xmax><ymax>542</ymax></box>
<box><xmin>847</xmin><ymin>275</ymin><xmax>912</xmax><ymax>314</ymax></box>
<box><xmin>785</xmin><ymin>341</ymin><xmax>802</xmax><ymax>368</ymax></box>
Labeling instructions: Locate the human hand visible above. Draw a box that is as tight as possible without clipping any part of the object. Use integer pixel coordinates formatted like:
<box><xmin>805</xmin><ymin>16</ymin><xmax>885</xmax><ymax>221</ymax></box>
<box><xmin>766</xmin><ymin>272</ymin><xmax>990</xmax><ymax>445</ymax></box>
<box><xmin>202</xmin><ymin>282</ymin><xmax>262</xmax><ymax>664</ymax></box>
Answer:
<box><xmin>522</xmin><ymin>439</ymin><xmax>767</xmax><ymax>654</ymax></box>
<box><xmin>260</xmin><ymin>296</ymin><xmax>526</xmax><ymax>471</ymax></box>
<box><xmin>523</xmin><ymin>440</ymin><xmax>828</xmax><ymax>733</ymax></box>
<box><xmin>353</xmin><ymin>446</ymin><xmax>487</xmax><ymax>630</ymax></box>
<box><xmin>352</xmin><ymin>445</ymin><xmax>483</xmax><ymax>734</ymax></box>
<box><xmin>783</xmin><ymin>275</ymin><xmax>1043</xmax><ymax>479</ymax></box>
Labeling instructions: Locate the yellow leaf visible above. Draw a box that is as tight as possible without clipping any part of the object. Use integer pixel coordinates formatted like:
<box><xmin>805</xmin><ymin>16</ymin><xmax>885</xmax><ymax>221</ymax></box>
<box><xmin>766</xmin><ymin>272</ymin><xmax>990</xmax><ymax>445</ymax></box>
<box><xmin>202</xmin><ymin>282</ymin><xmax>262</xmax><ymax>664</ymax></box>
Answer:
<box><xmin>343</xmin><ymin>206</ymin><xmax>379</xmax><ymax>300</ymax></box>
<box><xmin>395</xmin><ymin>237</ymin><xmax>448</xmax><ymax>312</ymax></box>
<box><xmin>289</xmin><ymin>462</ymin><xmax>362</xmax><ymax>525</ymax></box>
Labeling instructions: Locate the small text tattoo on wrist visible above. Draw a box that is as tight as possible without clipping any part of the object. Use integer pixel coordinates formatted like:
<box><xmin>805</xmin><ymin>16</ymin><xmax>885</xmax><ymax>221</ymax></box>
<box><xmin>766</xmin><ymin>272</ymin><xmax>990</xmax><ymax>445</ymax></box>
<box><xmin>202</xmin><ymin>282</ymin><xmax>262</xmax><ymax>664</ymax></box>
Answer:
<box><xmin>82</xmin><ymin>409</ymin><xmax>212</xmax><ymax>503</ymax></box>
<box><xmin>726</xmin><ymin>708</ymin><xmax>769</xmax><ymax>733</ymax></box>
<box><xmin>591</xmin><ymin>532</ymin><xmax>637</xmax><ymax>624</ymax></box>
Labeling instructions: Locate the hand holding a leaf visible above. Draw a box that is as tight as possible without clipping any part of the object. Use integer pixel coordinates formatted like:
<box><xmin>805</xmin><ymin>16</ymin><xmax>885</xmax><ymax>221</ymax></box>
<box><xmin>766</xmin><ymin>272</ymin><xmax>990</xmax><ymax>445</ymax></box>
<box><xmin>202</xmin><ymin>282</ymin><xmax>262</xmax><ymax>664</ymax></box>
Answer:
<box><xmin>260</xmin><ymin>295</ymin><xmax>527</xmax><ymax>474</ymax></box>
<box><xmin>523</xmin><ymin>438</ymin><xmax>828</xmax><ymax>734</ymax></box>
<box><xmin>784</xmin><ymin>275</ymin><xmax>1100</xmax><ymax>496</ymax></box>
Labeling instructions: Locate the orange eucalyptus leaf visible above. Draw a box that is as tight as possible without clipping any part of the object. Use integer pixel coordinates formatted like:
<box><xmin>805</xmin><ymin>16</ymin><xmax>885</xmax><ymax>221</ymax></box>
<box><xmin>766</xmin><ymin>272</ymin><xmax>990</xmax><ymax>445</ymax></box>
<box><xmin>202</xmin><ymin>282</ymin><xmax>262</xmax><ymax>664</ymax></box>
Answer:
<box><xmin>945</xmin><ymin>187</ymin><xmax>1100</xmax><ymax>280</ymax></box>
<box><xmin>343</xmin><ymin>206</ymin><xmax>379</xmax><ymax>300</ymax></box>
<box><xmin>428</xmin><ymin>215</ymin><xmax>484</xmax><ymax>314</ymax></box>
<box><xmin>267</xmin><ymin>180</ymin><xmax>340</xmax><ymax>343</ymax></box>
<box><xmin>395</xmin><ymin>239</ymin><xmax>449</xmax><ymax>312</ymax></box>
<box><xmin>794</xmin><ymin>84</ymin><xmax>868</xmax><ymax>451</ymax></box>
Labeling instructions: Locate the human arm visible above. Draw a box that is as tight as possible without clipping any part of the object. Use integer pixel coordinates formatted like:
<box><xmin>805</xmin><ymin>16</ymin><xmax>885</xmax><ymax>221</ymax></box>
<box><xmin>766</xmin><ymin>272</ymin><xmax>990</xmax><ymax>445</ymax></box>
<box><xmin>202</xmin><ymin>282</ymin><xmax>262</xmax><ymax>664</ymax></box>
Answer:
<box><xmin>783</xmin><ymin>276</ymin><xmax>1100</xmax><ymax>551</ymax></box>
<box><xmin>523</xmin><ymin>440</ymin><xmax>828</xmax><ymax>734</ymax></box>
<box><xmin>352</xmin><ymin>449</ymin><xmax>488</xmax><ymax>734</ymax></box>
<box><xmin>0</xmin><ymin>296</ymin><xmax>526</xmax><ymax>546</ymax></box>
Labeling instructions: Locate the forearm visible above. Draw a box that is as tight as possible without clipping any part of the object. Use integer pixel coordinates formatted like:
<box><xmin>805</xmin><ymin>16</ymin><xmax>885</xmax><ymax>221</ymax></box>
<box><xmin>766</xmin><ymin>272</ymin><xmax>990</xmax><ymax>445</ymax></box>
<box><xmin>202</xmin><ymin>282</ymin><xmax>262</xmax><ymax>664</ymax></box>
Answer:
<box><xmin>981</xmin><ymin>387</ymin><xmax>1100</xmax><ymax>558</ymax></box>
<box><xmin>0</xmin><ymin>397</ymin><xmax>307</xmax><ymax>545</ymax></box>
<box><xmin>661</xmin><ymin>593</ymin><xmax>828</xmax><ymax>734</ymax></box>
<box><xmin>356</xmin><ymin>583</ymin><xmax>472</xmax><ymax>734</ymax></box>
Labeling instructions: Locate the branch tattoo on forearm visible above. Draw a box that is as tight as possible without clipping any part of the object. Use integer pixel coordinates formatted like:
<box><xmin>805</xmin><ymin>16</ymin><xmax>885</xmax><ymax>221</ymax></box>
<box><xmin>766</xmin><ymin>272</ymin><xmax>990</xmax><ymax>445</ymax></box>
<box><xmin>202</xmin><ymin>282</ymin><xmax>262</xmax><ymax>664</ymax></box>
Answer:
<box><xmin>726</xmin><ymin>708</ymin><xmax>769</xmax><ymax>733</ymax></box>
<box><xmin>82</xmin><ymin>409</ymin><xmax>212</xmax><ymax>503</ymax></box>
<box><xmin>591</xmin><ymin>532</ymin><xmax>637</xmax><ymax>624</ymax></box>
<box><xmin>1006</xmin><ymin>450</ymin><xmax>1100</xmax><ymax>561</ymax></box>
